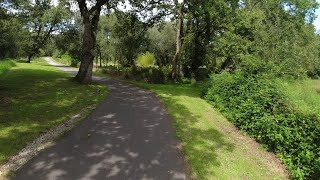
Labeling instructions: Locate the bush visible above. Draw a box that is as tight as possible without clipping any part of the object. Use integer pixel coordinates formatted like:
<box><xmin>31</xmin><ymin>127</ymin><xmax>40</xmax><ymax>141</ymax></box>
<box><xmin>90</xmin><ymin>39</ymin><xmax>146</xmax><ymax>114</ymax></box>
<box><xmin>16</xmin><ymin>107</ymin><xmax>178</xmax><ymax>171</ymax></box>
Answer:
<box><xmin>100</xmin><ymin>65</ymin><xmax>166</xmax><ymax>84</ymax></box>
<box><xmin>136</xmin><ymin>52</ymin><xmax>156</xmax><ymax>67</ymax></box>
<box><xmin>0</xmin><ymin>60</ymin><xmax>16</xmax><ymax>75</ymax></box>
<box><xmin>194</xmin><ymin>67</ymin><xmax>209</xmax><ymax>81</ymax></box>
<box><xmin>204</xmin><ymin>72</ymin><xmax>320</xmax><ymax>179</ymax></box>
<box><xmin>53</xmin><ymin>54</ymin><xmax>79</xmax><ymax>67</ymax></box>
<box><xmin>147</xmin><ymin>68</ymin><xmax>165</xmax><ymax>84</ymax></box>
<box><xmin>61</xmin><ymin>54</ymin><xmax>79</xmax><ymax>67</ymax></box>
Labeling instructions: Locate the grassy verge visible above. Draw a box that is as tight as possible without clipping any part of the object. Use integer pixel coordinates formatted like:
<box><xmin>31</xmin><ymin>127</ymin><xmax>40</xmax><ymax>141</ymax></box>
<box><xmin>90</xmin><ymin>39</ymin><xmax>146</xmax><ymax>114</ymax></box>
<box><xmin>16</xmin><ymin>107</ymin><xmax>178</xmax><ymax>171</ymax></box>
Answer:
<box><xmin>0</xmin><ymin>60</ymin><xmax>16</xmax><ymax>75</ymax></box>
<box><xmin>0</xmin><ymin>58</ymin><xmax>107</xmax><ymax>164</ymax></box>
<box><xmin>204</xmin><ymin>72</ymin><xmax>319</xmax><ymax>179</ymax></box>
<box><xmin>276</xmin><ymin>79</ymin><xmax>320</xmax><ymax>117</ymax></box>
<box><xmin>126</xmin><ymin>82</ymin><xmax>289</xmax><ymax>179</ymax></box>
<box><xmin>95</xmin><ymin>69</ymin><xmax>290</xmax><ymax>179</ymax></box>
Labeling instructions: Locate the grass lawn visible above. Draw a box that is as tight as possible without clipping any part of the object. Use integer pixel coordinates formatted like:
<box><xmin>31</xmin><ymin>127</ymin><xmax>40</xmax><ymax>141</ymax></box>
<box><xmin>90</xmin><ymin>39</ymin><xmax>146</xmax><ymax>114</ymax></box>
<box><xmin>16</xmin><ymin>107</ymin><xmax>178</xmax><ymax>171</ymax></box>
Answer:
<box><xmin>130</xmin><ymin>82</ymin><xmax>289</xmax><ymax>180</ymax></box>
<box><xmin>276</xmin><ymin>79</ymin><xmax>320</xmax><ymax>117</ymax></box>
<box><xmin>0</xmin><ymin>58</ymin><xmax>107</xmax><ymax>164</ymax></box>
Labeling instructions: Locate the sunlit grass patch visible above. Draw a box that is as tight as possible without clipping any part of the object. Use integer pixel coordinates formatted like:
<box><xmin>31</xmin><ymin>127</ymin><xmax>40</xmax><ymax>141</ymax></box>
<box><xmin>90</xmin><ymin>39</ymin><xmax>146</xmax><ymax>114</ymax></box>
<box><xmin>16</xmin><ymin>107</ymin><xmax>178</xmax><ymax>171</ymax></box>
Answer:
<box><xmin>0</xmin><ymin>58</ymin><xmax>107</xmax><ymax>164</ymax></box>
<box><xmin>276</xmin><ymin>79</ymin><xmax>320</xmax><ymax>117</ymax></box>
<box><xmin>138</xmin><ymin>83</ymin><xmax>288</xmax><ymax>180</ymax></box>
<box><xmin>0</xmin><ymin>59</ymin><xmax>16</xmax><ymax>75</ymax></box>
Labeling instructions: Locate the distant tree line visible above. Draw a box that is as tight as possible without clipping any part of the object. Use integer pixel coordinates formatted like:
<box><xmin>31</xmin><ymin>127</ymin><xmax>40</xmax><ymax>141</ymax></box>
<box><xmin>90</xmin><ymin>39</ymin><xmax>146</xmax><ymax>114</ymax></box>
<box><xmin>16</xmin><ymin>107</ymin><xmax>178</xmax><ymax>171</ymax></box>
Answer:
<box><xmin>1</xmin><ymin>0</ymin><xmax>320</xmax><ymax>81</ymax></box>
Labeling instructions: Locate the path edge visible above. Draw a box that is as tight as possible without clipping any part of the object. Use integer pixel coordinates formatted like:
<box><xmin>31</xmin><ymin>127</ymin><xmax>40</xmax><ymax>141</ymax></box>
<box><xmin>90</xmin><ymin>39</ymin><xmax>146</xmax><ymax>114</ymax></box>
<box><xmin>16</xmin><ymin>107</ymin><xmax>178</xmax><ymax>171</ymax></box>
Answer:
<box><xmin>0</xmin><ymin>106</ymin><xmax>96</xmax><ymax>180</ymax></box>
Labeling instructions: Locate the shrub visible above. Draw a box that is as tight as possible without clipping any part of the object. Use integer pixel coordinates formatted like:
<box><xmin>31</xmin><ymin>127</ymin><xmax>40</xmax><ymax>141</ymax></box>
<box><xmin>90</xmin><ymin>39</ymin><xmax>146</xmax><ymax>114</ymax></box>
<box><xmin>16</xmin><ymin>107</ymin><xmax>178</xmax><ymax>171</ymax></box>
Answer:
<box><xmin>53</xmin><ymin>54</ymin><xmax>79</xmax><ymax>67</ymax></box>
<box><xmin>0</xmin><ymin>60</ymin><xmax>16</xmax><ymax>75</ymax></box>
<box><xmin>136</xmin><ymin>52</ymin><xmax>156</xmax><ymax>67</ymax></box>
<box><xmin>204</xmin><ymin>72</ymin><xmax>320</xmax><ymax>179</ymax></box>
<box><xmin>194</xmin><ymin>67</ymin><xmax>209</xmax><ymax>81</ymax></box>
<box><xmin>60</xmin><ymin>54</ymin><xmax>79</xmax><ymax>67</ymax></box>
<box><xmin>147</xmin><ymin>68</ymin><xmax>165</xmax><ymax>84</ymax></box>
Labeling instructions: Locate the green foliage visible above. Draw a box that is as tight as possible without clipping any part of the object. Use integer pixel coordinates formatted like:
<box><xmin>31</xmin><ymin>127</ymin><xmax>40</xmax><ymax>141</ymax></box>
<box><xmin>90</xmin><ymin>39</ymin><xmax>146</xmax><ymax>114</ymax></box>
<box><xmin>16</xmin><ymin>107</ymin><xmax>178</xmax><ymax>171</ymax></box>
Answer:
<box><xmin>136</xmin><ymin>82</ymin><xmax>288</xmax><ymax>179</ymax></box>
<box><xmin>147</xmin><ymin>68</ymin><xmax>165</xmax><ymax>84</ymax></box>
<box><xmin>146</xmin><ymin>23</ymin><xmax>176</xmax><ymax>66</ymax></box>
<box><xmin>53</xmin><ymin>54</ymin><xmax>79</xmax><ymax>67</ymax></box>
<box><xmin>205</xmin><ymin>72</ymin><xmax>320</xmax><ymax>179</ymax></box>
<box><xmin>114</xmin><ymin>12</ymin><xmax>150</xmax><ymax>66</ymax></box>
<box><xmin>22</xmin><ymin>0</ymin><xmax>71</xmax><ymax>60</ymax></box>
<box><xmin>0</xmin><ymin>14</ymin><xmax>26</xmax><ymax>58</ymax></box>
<box><xmin>136</xmin><ymin>52</ymin><xmax>156</xmax><ymax>67</ymax></box>
<box><xmin>99</xmin><ymin>65</ymin><xmax>166</xmax><ymax>84</ymax></box>
<box><xmin>53</xmin><ymin>26</ymin><xmax>82</xmax><ymax>61</ymax></box>
<box><xmin>126</xmin><ymin>66</ymin><xmax>165</xmax><ymax>84</ymax></box>
<box><xmin>0</xmin><ymin>60</ymin><xmax>16</xmax><ymax>75</ymax></box>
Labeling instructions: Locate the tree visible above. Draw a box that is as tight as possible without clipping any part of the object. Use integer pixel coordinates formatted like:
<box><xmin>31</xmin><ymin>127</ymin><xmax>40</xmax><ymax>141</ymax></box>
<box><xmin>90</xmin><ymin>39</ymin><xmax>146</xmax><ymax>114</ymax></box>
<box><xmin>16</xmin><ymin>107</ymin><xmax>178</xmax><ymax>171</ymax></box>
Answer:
<box><xmin>181</xmin><ymin>0</ymin><xmax>239</xmax><ymax>79</ymax></box>
<box><xmin>0</xmin><ymin>8</ymin><xmax>25</xmax><ymax>58</ymax></box>
<box><xmin>74</xmin><ymin>0</ymin><xmax>109</xmax><ymax>83</ymax></box>
<box><xmin>75</xmin><ymin>0</ymin><xmax>170</xmax><ymax>83</ymax></box>
<box><xmin>22</xmin><ymin>0</ymin><xmax>70</xmax><ymax>63</ymax></box>
<box><xmin>114</xmin><ymin>11</ymin><xmax>151</xmax><ymax>66</ymax></box>
<box><xmin>147</xmin><ymin>23</ymin><xmax>176</xmax><ymax>67</ymax></box>
<box><xmin>171</xmin><ymin>0</ymin><xmax>186</xmax><ymax>80</ymax></box>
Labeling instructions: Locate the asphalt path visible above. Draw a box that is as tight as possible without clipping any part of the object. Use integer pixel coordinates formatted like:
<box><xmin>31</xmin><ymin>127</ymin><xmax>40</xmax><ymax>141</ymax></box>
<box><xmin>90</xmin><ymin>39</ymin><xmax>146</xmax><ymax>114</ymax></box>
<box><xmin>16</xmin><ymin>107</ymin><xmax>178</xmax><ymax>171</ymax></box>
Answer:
<box><xmin>12</xmin><ymin>57</ymin><xmax>186</xmax><ymax>180</ymax></box>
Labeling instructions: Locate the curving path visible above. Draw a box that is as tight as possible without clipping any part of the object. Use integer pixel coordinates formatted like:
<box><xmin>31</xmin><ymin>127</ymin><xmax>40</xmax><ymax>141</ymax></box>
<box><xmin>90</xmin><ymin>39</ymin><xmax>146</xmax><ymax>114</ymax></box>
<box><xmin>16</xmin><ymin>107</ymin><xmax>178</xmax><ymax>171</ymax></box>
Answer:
<box><xmin>12</xmin><ymin>57</ymin><xmax>186</xmax><ymax>180</ymax></box>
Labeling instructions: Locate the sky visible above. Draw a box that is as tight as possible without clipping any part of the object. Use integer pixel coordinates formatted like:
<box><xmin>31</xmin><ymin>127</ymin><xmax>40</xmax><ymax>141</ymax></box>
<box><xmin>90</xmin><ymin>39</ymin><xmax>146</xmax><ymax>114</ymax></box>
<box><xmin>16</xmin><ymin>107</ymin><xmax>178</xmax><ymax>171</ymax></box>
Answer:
<box><xmin>51</xmin><ymin>0</ymin><xmax>320</xmax><ymax>31</ymax></box>
<box><xmin>313</xmin><ymin>0</ymin><xmax>320</xmax><ymax>31</ymax></box>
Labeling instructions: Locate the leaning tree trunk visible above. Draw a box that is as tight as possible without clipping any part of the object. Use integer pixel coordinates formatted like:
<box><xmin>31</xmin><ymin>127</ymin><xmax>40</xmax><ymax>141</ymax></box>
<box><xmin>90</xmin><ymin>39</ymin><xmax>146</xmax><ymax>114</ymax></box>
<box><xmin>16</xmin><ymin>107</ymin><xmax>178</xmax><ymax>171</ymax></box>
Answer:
<box><xmin>172</xmin><ymin>0</ymin><xmax>185</xmax><ymax>81</ymax></box>
<box><xmin>75</xmin><ymin>5</ymin><xmax>101</xmax><ymax>84</ymax></box>
<box><xmin>27</xmin><ymin>54</ymin><xmax>33</xmax><ymax>63</ymax></box>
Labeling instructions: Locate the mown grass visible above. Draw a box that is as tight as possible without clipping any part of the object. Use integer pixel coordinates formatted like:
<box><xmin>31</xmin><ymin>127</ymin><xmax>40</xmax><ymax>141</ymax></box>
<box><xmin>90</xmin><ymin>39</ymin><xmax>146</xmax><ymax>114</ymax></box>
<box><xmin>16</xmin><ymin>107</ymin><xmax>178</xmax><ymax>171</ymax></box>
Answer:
<box><xmin>135</xmin><ymin>82</ymin><xmax>288</xmax><ymax>180</ymax></box>
<box><xmin>0</xmin><ymin>58</ymin><xmax>107</xmax><ymax>164</ymax></box>
<box><xmin>0</xmin><ymin>60</ymin><xmax>16</xmax><ymax>75</ymax></box>
<box><xmin>276</xmin><ymin>79</ymin><xmax>320</xmax><ymax>117</ymax></box>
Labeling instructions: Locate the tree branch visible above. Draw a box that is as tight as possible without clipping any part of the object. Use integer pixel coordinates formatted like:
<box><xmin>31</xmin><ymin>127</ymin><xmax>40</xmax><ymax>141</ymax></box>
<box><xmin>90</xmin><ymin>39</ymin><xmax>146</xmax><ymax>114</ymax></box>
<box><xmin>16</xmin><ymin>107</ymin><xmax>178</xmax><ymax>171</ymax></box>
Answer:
<box><xmin>89</xmin><ymin>0</ymin><xmax>109</xmax><ymax>15</ymax></box>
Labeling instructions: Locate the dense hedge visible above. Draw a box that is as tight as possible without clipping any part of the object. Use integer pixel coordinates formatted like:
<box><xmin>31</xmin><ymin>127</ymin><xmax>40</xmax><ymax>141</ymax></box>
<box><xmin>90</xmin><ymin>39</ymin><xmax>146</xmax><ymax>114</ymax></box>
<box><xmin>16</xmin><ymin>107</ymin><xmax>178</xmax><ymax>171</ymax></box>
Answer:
<box><xmin>204</xmin><ymin>72</ymin><xmax>320</xmax><ymax>179</ymax></box>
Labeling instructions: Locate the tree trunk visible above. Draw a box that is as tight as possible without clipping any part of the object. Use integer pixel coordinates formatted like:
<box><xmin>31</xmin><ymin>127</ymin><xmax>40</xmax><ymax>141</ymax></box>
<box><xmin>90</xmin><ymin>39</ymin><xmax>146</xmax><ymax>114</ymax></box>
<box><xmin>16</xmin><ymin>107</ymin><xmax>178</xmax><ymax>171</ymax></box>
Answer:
<box><xmin>27</xmin><ymin>54</ymin><xmax>33</xmax><ymax>63</ymax></box>
<box><xmin>172</xmin><ymin>0</ymin><xmax>185</xmax><ymax>81</ymax></box>
<box><xmin>99</xmin><ymin>51</ymin><xmax>102</xmax><ymax>68</ymax></box>
<box><xmin>75</xmin><ymin>6</ymin><xmax>101</xmax><ymax>84</ymax></box>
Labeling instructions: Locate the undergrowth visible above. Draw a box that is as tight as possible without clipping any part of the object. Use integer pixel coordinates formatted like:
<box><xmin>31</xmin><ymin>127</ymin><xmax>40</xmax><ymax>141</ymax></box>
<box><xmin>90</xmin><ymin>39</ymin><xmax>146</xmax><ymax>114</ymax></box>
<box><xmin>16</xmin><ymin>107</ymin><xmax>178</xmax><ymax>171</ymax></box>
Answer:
<box><xmin>204</xmin><ymin>72</ymin><xmax>319</xmax><ymax>179</ymax></box>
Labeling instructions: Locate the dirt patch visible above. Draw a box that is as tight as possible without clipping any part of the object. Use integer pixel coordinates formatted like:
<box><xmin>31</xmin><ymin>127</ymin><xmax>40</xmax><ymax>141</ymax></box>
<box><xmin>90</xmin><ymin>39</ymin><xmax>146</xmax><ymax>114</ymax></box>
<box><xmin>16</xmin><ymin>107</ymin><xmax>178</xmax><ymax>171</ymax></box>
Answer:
<box><xmin>0</xmin><ymin>96</ymin><xmax>11</xmax><ymax>107</ymax></box>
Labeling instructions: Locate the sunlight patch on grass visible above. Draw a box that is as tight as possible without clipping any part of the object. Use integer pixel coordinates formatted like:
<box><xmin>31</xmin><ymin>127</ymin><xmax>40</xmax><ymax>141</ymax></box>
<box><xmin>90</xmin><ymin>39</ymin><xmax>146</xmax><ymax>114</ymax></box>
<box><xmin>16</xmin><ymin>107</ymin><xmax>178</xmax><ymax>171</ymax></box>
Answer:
<box><xmin>276</xmin><ymin>79</ymin><xmax>320</xmax><ymax>117</ymax></box>
<box><xmin>140</xmin><ymin>83</ymin><xmax>288</xmax><ymax>180</ymax></box>
<box><xmin>0</xmin><ymin>59</ymin><xmax>107</xmax><ymax>164</ymax></box>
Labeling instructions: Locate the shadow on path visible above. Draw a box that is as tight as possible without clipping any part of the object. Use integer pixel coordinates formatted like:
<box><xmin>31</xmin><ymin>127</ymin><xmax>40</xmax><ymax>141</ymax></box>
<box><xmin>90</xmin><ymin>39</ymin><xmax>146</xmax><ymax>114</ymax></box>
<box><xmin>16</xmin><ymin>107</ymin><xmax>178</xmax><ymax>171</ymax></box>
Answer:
<box><xmin>11</xmin><ymin>58</ymin><xmax>186</xmax><ymax>180</ymax></box>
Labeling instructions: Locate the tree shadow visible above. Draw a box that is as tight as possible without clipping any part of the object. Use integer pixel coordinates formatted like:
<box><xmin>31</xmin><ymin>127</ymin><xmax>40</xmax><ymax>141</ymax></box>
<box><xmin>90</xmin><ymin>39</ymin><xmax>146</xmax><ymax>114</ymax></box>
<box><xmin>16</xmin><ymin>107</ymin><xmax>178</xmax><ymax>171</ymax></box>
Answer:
<box><xmin>3</xmin><ymin>72</ymin><xmax>187</xmax><ymax>179</ymax></box>
<box><xmin>2</xmin><ymin>65</ymin><xmax>233</xmax><ymax>180</ymax></box>
<box><xmin>155</xmin><ymin>87</ymin><xmax>235</xmax><ymax>179</ymax></box>
<box><xmin>0</xmin><ymin>67</ymin><xmax>106</xmax><ymax>164</ymax></box>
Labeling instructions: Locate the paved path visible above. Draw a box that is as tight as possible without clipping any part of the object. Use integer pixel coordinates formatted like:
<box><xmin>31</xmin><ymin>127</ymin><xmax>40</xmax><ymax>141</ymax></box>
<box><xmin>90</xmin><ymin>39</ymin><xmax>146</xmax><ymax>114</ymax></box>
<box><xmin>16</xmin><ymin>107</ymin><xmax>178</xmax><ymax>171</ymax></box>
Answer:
<box><xmin>12</xmin><ymin>57</ymin><xmax>186</xmax><ymax>180</ymax></box>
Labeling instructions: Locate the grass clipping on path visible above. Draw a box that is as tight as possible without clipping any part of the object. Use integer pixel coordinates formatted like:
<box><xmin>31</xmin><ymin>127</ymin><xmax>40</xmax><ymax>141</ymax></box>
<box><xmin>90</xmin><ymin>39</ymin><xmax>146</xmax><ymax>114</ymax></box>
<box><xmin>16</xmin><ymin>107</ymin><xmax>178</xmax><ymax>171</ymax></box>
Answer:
<box><xmin>140</xmin><ymin>83</ymin><xmax>288</xmax><ymax>180</ymax></box>
<box><xmin>0</xmin><ymin>59</ymin><xmax>107</xmax><ymax>164</ymax></box>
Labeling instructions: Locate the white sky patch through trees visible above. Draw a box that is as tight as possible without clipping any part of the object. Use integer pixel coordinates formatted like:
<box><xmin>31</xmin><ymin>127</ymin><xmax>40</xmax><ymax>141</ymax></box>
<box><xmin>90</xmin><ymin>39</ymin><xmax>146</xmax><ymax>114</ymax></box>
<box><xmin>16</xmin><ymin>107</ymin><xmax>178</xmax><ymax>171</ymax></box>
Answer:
<box><xmin>313</xmin><ymin>0</ymin><xmax>320</xmax><ymax>31</ymax></box>
<box><xmin>53</xmin><ymin>0</ymin><xmax>320</xmax><ymax>31</ymax></box>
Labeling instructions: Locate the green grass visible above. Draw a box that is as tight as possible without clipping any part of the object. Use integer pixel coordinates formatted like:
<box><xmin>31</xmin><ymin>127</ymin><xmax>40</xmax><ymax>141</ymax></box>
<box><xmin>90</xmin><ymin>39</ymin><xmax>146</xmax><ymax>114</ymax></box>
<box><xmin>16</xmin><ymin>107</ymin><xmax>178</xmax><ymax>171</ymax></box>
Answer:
<box><xmin>0</xmin><ymin>58</ymin><xmax>107</xmax><ymax>164</ymax></box>
<box><xmin>136</xmin><ymin>83</ymin><xmax>288</xmax><ymax>180</ymax></box>
<box><xmin>0</xmin><ymin>59</ymin><xmax>16</xmax><ymax>75</ymax></box>
<box><xmin>276</xmin><ymin>79</ymin><xmax>320</xmax><ymax>117</ymax></box>
<box><xmin>52</xmin><ymin>54</ymin><xmax>79</xmax><ymax>67</ymax></box>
